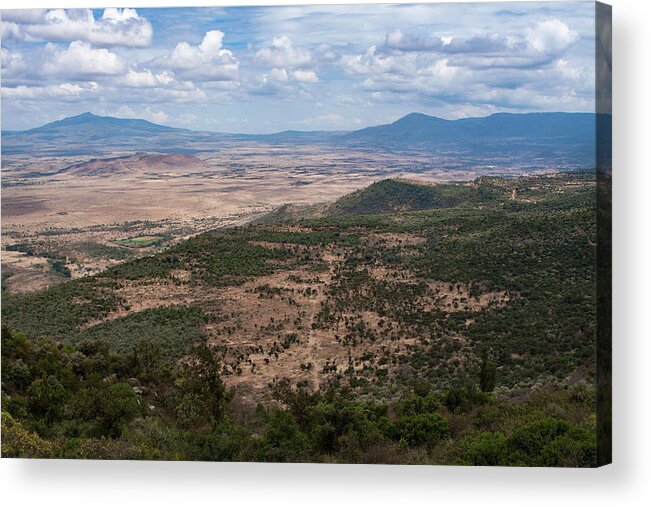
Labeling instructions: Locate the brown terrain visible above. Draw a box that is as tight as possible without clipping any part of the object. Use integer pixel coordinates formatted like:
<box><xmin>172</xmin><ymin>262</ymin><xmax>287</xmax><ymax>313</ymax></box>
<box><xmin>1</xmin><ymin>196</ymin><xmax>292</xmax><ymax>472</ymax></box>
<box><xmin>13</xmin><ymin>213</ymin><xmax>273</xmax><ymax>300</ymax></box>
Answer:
<box><xmin>70</xmin><ymin>224</ymin><xmax>512</xmax><ymax>402</ymax></box>
<box><xmin>2</xmin><ymin>144</ymin><xmax>498</xmax><ymax>293</ymax></box>
<box><xmin>57</xmin><ymin>152</ymin><xmax>208</xmax><ymax>177</ymax></box>
<box><xmin>0</xmin><ymin>145</ymin><xmax>517</xmax><ymax>401</ymax></box>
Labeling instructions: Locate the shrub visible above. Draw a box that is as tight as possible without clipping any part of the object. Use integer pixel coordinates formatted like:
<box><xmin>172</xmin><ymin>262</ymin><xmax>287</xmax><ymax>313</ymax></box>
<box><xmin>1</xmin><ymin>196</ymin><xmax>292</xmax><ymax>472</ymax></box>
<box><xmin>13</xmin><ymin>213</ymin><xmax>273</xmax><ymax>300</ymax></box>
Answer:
<box><xmin>462</xmin><ymin>432</ymin><xmax>514</xmax><ymax>466</ymax></box>
<box><xmin>258</xmin><ymin>411</ymin><xmax>309</xmax><ymax>462</ymax></box>
<box><xmin>1</xmin><ymin>411</ymin><xmax>54</xmax><ymax>458</ymax></box>
<box><xmin>388</xmin><ymin>413</ymin><xmax>448</xmax><ymax>449</ymax></box>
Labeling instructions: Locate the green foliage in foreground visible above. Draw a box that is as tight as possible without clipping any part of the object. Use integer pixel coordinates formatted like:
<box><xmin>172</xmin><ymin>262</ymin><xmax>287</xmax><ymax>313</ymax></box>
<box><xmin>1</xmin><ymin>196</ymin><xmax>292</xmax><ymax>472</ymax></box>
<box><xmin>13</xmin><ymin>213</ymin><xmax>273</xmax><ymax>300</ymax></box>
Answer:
<box><xmin>1</xmin><ymin>172</ymin><xmax>599</xmax><ymax>464</ymax></box>
<box><xmin>2</xmin><ymin>326</ymin><xmax>596</xmax><ymax>465</ymax></box>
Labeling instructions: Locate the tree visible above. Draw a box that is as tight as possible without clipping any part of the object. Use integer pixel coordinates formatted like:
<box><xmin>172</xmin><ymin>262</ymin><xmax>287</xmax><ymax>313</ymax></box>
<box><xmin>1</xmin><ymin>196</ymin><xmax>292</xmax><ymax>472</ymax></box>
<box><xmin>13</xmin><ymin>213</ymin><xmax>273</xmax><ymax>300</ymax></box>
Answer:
<box><xmin>173</xmin><ymin>344</ymin><xmax>228</xmax><ymax>429</ymax></box>
<box><xmin>258</xmin><ymin>410</ymin><xmax>309</xmax><ymax>462</ymax></box>
<box><xmin>388</xmin><ymin>413</ymin><xmax>448</xmax><ymax>450</ymax></box>
<box><xmin>26</xmin><ymin>375</ymin><xmax>67</xmax><ymax>423</ymax></box>
<box><xmin>463</xmin><ymin>432</ymin><xmax>513</xmax><ymax>466</ymax></box>
<box><xmin>97</xmin><ymin>383</ymin><xmax>141</xmax><ymax>437</ymax></box>
<box><xmin>478</xmin><ymin>350</ymin><xmax>497</xmax><ymax>393</ymax></box>
<box><xmin>134</xmin><ymin>338</ymin><xmax>162</xmax><ymax>381</ymax></box>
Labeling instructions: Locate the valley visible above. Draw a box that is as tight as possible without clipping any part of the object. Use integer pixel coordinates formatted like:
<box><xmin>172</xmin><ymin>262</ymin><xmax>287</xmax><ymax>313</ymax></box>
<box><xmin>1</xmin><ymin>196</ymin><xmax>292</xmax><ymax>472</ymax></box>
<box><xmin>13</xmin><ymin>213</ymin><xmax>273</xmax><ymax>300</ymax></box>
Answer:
<box><xmin>1</xmin><ymin>112</ymin><xmax>601</xmax><ymax>465</ymax></box>
<box><xmin>1</xmin><ymin>141</ymin><xmax>561</xmax><ymax>293</ymax></box>
<box><xmin>3</xmin><ymin>172</ymin><xmax>597</xmax><ymax>401</ymax></box>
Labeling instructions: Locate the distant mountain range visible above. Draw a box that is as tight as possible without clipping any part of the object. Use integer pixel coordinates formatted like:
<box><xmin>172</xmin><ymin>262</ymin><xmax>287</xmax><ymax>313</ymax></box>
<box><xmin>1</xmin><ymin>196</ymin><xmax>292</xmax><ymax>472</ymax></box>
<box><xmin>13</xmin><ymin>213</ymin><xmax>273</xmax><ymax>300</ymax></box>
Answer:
<box><xmin>2</xmin><ymin>111</ymin><xmax>604</xmax><ymax>167</ymax></box>
<box><xmin>343</xmin><ymin>111</ymin><xmax>596</xmax><ymax>146</ymax></box>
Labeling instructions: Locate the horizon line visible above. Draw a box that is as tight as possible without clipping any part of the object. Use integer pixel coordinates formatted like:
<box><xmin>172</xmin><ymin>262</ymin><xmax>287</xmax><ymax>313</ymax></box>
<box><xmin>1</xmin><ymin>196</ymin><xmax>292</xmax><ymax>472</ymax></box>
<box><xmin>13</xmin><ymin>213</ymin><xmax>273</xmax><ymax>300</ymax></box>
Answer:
<box><xmin>5</xmin><ymin>109</ymin><xmax>601</xmax><ymax>136</ymax></box>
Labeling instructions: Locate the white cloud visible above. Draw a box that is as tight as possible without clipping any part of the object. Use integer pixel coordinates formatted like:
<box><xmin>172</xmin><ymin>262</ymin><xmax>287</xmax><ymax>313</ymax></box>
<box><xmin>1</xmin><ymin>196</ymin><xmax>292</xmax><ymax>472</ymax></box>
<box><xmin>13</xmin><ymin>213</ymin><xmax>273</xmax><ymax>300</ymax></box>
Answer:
<box><xmin>526</xmin><ymin>19</ymin><xmax>579</xmax><ymax>54</ymax></box>
<box><xmin>161</xmin><ymin>30</ymin><xmax>239</xmax><ymax>82</ymax></box>
<box><xmin>1</xmin><ymin>47</ymin><xmax>26</xmax><ymax>78</ymax></box>
<box><xmin>123</xmin><ymin>69</ymin><xmax>175</xmax><ymax>88</ymax></box>
<box><xmin>1</xmin><ymin>9</ymin><xmax>49</xmax><ymax>23</ymax></box>
<box><xmin>256</xmin><ymin>66</ymin><xmax>319</xmax><ymax>96</ymax></box>
<box><xmin>106</xmin><ymin>83</ymin><xmax>208</xmax><ymax>104</ymax></box>
<box><xmin>116</xmin><ymin>105</ymin><xmax>169</xmax><ymax>124</ymax></box>
<box><xmin>385</xmin><ymin>29</ymin><xmax>443</xmax><ymax>52</ymax></box>
<box><xmin>291</xmin><ymin>69</ymin><xmax>319</xmax><ymax>83</ymax></box>
<box><xmin>145</xmin><ymin>109</ymin><xmax>169</xmax><ymax>124</ymax></box>
<box><xmin>1</xmin><ymin>21</ymin><xmax>23</xmax><ymax>41</ymax></box>
<box><xmin>342</xmin><ymin>45</ymin><xmax>417</xmax><ymax>76</ymax></box>
<box><xmin>263</xmin><ymin>67</ymin><xmax>289</xmax><ymax>84</ymax></box>
<box><xmin>44</xmin><ymin>41</ymin><xmax>125</xmax><ymax>78</ymax></box>
<box><xmin>116</xmin><ymin>66</ymin><xmax>210</xmax><ymax>103</ymax></box>
<box><xmin>3</xmin><ymin>8</ymin><xmax>153</xmax><ymax>48</ymax></box>
<box><xmin>256</xmin><ymin>35</ymin><xmax>312</xmax><ymax>68</ymax></box>
<box><xmin>176</xmin><ymin>113</ymin><xmax>200</xmax><ymax>125</ymax></box>
<box><xmin>2</xmin><ymin>82</ymin><xmax>97</xmax><ymax>99</ymax></box>
<box><xmin>340</xmin><ymin>15</ymin><xmax>586</xmax><ymax>114</ymax></box>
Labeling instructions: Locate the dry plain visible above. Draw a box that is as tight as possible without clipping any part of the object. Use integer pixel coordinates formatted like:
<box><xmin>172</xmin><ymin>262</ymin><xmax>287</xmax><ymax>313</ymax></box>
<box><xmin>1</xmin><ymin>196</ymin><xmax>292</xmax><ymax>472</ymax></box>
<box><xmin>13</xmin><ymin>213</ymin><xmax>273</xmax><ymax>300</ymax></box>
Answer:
<box><xmin>2</xmin><ymin>143</ymin><xmax>524</xmax><ymax>293</ymax></box>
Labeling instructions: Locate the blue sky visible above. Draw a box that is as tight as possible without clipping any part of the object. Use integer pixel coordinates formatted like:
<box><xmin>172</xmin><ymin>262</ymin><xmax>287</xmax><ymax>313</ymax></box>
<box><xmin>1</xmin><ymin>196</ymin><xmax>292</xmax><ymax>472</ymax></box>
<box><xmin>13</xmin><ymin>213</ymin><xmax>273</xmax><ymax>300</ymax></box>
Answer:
<box><xmin>1</xmin><ymin>2</ymin><xmax>596</xmax><ymax>133</ymax></box>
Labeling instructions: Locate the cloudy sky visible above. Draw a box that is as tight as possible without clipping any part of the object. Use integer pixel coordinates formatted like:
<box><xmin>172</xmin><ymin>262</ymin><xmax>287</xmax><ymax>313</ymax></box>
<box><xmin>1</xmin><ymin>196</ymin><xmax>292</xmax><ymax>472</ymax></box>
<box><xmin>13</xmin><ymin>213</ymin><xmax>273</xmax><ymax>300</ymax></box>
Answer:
<box><xmin>1</xmin><ymin>2</ymin><xmax>596</xmax><ymax>133</ymax></box>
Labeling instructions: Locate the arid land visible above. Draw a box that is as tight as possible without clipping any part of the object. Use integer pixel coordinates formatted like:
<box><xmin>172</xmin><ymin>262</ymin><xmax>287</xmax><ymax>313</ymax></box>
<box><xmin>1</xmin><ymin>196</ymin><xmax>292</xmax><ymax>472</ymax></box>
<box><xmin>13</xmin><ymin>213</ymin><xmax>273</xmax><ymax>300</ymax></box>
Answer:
<box><xmin>1</xmin><ymin>143</ymin><xmax>548</xmax><ymax>293</ymax></box>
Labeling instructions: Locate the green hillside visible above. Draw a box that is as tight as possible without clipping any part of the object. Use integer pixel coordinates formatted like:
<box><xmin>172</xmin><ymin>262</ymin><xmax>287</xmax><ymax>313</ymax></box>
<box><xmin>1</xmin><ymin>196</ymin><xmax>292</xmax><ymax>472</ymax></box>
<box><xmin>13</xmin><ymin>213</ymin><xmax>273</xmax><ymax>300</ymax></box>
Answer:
<box><xmin>1</xmin><ymin>171</ymin><xmax>599</xmax><ymax>465</ymax></box>
<box><xmin>326</xmin><ymin>177</ymin><xmax>507</xmax><ymax>216</ymax></box>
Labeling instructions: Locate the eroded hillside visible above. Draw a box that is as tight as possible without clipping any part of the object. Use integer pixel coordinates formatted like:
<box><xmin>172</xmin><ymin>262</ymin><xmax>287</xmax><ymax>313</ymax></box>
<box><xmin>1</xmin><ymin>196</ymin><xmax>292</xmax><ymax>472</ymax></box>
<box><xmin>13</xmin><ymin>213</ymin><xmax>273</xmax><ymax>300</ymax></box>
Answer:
<box><xmin>2</xmin><ymin>171</ymin><xmax>597</xmax><ymax>404</ymax></box>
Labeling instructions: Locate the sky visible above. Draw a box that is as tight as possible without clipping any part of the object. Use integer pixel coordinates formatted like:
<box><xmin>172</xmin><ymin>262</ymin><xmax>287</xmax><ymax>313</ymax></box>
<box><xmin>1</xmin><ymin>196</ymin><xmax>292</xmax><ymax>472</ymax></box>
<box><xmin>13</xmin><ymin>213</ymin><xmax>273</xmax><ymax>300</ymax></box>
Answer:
<box><xmin>1</xmin><ymin>2</ymin><xmax>597</xmax><ymax>133</ymax></box>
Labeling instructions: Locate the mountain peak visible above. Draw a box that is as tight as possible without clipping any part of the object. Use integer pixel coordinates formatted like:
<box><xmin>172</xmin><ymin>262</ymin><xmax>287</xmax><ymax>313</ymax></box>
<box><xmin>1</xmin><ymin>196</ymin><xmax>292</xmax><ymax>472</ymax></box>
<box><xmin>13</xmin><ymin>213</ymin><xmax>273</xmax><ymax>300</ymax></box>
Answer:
<box><xmin>343</xmin><ymin>111</ymin><xmax>596</xmax><ymax>152</ymax></box>
<box><xmin>397</xmin><ymin>112</ymin><xmax>436</xmax><ymax>121</ymax></box>
<box><xmin>24</xmin><ymin>111</ymin><xmax>181</xmax><ymax>136</ymax></box>
<box><xmin>62</xmin><ymin>111</ymin><xmax>100</xmax><ymax>121</ymax></box>
<box><xmin>391</xmin><ymin>112</ymin><xmax>450</xmax><ymax>127</ymax></box>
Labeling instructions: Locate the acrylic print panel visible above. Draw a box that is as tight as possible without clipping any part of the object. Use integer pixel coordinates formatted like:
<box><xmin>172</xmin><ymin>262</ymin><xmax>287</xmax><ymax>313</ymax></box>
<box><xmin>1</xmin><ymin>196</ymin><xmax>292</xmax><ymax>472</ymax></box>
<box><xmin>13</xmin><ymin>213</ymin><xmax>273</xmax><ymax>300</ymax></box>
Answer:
<box><xmin>0</xmin><ymin>2</ymin><xmax>611</xmax><ymax>467</ymax></box>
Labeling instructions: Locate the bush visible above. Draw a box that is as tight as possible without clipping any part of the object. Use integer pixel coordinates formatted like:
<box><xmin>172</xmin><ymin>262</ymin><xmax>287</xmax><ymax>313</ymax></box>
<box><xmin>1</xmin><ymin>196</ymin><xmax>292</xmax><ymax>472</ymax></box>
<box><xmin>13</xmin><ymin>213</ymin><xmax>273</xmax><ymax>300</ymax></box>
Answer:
<box><xmin>97</xmin><ymin>383</ymin><xmax>142</xmax><ymax>438</ymax></box>
<box><xmin>507</xmin><ymin>417</ymin><xmax>571</xmax><ymax>462</ymax></box>
<box><xmin>26</xmin><ymin>375</ymin><xmax>67</xmax><ymax>424</ymax></box>
<box><xmin>388</xmin><ymin>413</ymin><xmax>448</xmax><ymax>449</ymax></box>
<box><xmin>173</xmin><ymin>344</ymin><xmax>228</xmax><ymax>429</ymax></box>
<box><xmin>508</xmin><ymin>418</ymin><xmax>595</xmax><ymax>467</ymax></box>
<box><xmin>258</xmin><ymin>411</ymin><xmax>309</xmax><ymax>462</ymax></box>
<box><xmin>196</xmin><ymin>419</ymin><xmax>253</xmax><ymax>462</ymax></box>
<box><xmin>1</xmin><ymin>411</ymin><xmax>54</xmax><ymax>458</ymax></box>
<box><xmin>394</xmin><ymin>393</ymin><xmax>440</xmax><ymax>417</ymax></box>
<box><xmin>462</xmin><ymin>432</ymin><xmax>515</xmax><ymax>466</ymax></box>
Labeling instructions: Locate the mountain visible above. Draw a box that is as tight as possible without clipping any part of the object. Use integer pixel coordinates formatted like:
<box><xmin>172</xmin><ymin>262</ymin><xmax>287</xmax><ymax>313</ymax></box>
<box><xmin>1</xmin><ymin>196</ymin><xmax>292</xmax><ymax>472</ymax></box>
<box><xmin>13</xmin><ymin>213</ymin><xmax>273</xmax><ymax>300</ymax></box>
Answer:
<box><xmin>343</xmin><ymin>111</ymin><xmax>596</xmax><ymax>146</ymax></box>
<box><xmin>2</xmin><ymin>111</ymin><xmax>602</xmax><ymax>166</ymax></box>
<box><xmin>23</xmin><ymin>112</ymin><xmax>182</xmax><ymax>136</ymax></box>
<box><xmin>1</xmin><ymin>112</ymin><xmax>225</xmax><ymax>156</ymax></box>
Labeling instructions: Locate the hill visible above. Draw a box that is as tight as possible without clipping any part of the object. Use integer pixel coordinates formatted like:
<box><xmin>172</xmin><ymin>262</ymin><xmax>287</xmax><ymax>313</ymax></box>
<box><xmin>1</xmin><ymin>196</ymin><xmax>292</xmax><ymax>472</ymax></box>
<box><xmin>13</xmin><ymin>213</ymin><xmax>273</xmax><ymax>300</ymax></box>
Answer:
<box><xmin>57</xmin><ymin>152</ymin><xmax>207</xmax><ymax>177</ymax></box>
<box><xmin>1</xmin><ymin>112</ymin><xmax>223</xmax><ymax>156</ymax></box>
<box><xmin>253</xmin><ymin>178</ymin><xmax>505</xmax><ymax>224</ymax></box>
<box><xmin>1</xmin><ymin>171</ymin><xmax>599</xmax><ymax>464</ymax></box>
<box><xmin>326</xmin><ymin>178</ymin><xmax>506</xmax><ymax>216</ymax></box>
